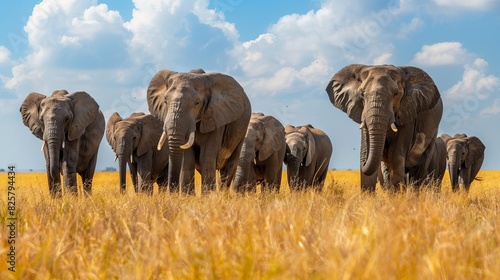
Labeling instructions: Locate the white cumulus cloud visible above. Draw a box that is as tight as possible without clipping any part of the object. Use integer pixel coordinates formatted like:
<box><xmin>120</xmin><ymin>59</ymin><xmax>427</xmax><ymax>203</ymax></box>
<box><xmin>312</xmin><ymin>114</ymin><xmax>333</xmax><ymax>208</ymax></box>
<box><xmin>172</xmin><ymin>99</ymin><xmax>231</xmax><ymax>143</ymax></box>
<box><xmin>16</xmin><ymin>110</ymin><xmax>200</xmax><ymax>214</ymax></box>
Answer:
<box><xmin>446</xmin><ymin>58</ymin><xmax>500</xmax><ymax>100</ymax></box>
<box><xmin>0</xmin><ymin>46</ymin><xmax>11</xmax><ymax>65</ymax></box>
<box><xmin>412</xmin><ymin>42</ymin><xmax>471</xmax><ymax>66</ymax></box>
<box><xmin>433</xmin><ymin>0</ymin><xmax>499</xmax><ymax>10</ymax></box>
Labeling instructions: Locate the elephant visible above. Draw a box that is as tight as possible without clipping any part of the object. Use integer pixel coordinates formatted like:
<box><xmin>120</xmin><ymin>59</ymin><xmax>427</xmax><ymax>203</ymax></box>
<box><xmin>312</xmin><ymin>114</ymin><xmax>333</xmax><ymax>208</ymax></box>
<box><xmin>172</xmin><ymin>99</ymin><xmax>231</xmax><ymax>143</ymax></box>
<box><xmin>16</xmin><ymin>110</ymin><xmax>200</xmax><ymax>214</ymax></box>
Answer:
<box><xmin>284</xmin><ymin>124</ymin><xmax>333</xmax><ymax>191</ymax></box>
<box><xmin>440</xmin><ymin>133</ymin><xmax>485</xmax><ymax>192</ymax></box>
<box><xmin>106</xmin><ymin>112</ymin><xmax>169</xmax><ymax>195</ymax></box>
<box><xmin>378</xmin><ymin>136</ymin><xmax>446</xmax><ymax>190</ymax></box>
<box><xmin>147</xmin><ymin>69</ymin><xmax>251</xmax><ymax>194</ymax></box>
<box><xmin>233</xmin><ymin>113</ymin><xmax>286</xmax><ymax>192</ymax></box>
<box><xmin>426</xmin><ymin>136</ymin><xmax>447</xmax><ymax>188</ymax></box>
<box><xmin>326</xmin><ymin>64</ymin><xmax>443</xmax><ymax>192</ymax></box>
<box><xmin>20</xmin><ymin>90</ymin><xmax>105</xmax><ymax>197</ymax></box>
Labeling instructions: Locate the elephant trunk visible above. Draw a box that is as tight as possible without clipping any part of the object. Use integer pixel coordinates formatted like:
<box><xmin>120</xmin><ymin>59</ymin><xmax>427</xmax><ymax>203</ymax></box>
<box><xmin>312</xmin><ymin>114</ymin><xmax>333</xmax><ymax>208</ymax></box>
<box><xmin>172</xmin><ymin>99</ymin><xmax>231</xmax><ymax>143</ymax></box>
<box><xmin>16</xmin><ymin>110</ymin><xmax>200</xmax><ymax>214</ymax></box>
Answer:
<box><xmin>360</xmin><ymin>106</ymin><xmax>389</xmax><ymax>176</ymax></box>
<box><xmin>234</xmin><ymin>141</ymin><xmax>255</xmax><ymax>191</ymax></box>
<box><xmin>449</xmin><ymin>155</ymin><xmax>461</xmax><ymax>191</ymax></box>
<box><xmin>163</xmin><ymin>109</ymin><xmax>197</xmax><ymax>192</ymax></box>
<box><xmin>167</xmin><ymin>140</ymin><xmax>184</xmax><ymax>192</ymax></box>
<box><xmin>286</xmin><ymin>154</ymin><xmax>301</xmax><ymax>190</ymax></box>
<box><xmin>47</xmin><ymin>138</ymin><xmax>61</xmax><ymax>182</ymax></box>
<box><xmin>116</xmin><ymin>137</ymin><xmax>133</xmax><ymax>194</ymax></box>
<box><xmin>118</xmin><ymin>154</ymin><xmax>128</xmax><ymax>194</ymax></box>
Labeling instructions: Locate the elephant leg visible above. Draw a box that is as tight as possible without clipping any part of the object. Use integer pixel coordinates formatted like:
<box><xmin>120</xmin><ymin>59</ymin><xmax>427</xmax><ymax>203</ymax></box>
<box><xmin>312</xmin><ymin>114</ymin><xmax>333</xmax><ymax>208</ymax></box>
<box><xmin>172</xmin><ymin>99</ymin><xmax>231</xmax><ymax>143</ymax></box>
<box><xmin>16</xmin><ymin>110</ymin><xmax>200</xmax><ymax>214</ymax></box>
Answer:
<box><xmin>219</xmin><ymin>139</ymin><xmax>244</xmax><ymax>191</ymax></box>
<box><xmin>79</xmin><ymin>152</ymin><xmax>99</xmax><ymax>197</ymax></box>
<box><xmin>180</xmin><ymin>147</ymin><xmax>196</xmax><ymax>195</ymax></box>
<box><xmin>459</xmin><ymin>167</ymin><xmax>471</xmax><ymax>192</ymax></box>
<box><xmin>314</xmin><ymin>169</ymin><xmax>328</xmax><ymax>192</ymax></box>
<box><xmin>200</xmin><ymin>129</ymin><xmax>224</xmax><ymax>193</ymax></box>
<box><xmin>157</xmin><ymin>165</ymin><xmax>169</xmax><ymax>193</ymax></box>
<box><xmin>157</xmin><ymin>171</ymin><xmax>168</xmax><ymax>192</ymax></box>
<box><xmin>137</xmin><ymin>159</ymin><xmax>153</xmax><ymax>195</ymax></box>
<box><xmin>63</xmin><ymin>139</ymin><xmax>80</xmax><ymax>195</ymax></box>
<box><xmin>378</xmin><ymin>161</ymin><xmax>390</xmax><ymax>190</ymax></box>
<box><xmin>129</xmin><ymin>162</ymin><xmax>138</xmax><ymax>193</ymax></box>
<box><xmin>263</xmin><ymin>161</ymin><xmax>282</xmax><ymax>192</ymax></box>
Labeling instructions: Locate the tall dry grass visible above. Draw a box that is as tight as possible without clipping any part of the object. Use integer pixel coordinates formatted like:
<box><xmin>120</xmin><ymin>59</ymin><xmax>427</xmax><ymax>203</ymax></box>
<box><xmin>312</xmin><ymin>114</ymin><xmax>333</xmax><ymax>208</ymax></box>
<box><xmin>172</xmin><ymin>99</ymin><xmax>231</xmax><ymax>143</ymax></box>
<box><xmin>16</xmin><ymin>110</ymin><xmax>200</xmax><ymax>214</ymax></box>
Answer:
<box><xmin>1</xmin><ymin>170</ymin><xmax>500</xmax><ymax>279</ymax></box>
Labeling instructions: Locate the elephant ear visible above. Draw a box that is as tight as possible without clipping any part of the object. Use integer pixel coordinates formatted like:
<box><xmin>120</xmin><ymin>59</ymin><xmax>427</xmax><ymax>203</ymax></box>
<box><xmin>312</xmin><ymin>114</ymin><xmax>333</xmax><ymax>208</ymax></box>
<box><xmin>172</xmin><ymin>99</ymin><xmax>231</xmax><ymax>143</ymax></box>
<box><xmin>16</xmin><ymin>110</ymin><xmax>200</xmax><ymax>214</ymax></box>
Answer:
<box><xmin>147</xmin><ymin>70</ymin><xmax>178</xmax><ymax>121</ymax></box>
<box><xmin>67</xmin><ymin>91</ymin><xmax>100</xmax><ymax>141</ymax></box>
<box><xmin>20</xmin><ymin>92</ymin><xmax>47</xmax><ymax>140</ymax></box>
<box><xmin>106</xmin><ymin>112</ymin><xmax>123</xmax><ymax>153</ymax></box>
<box><xmin>199</xmin><ymin>72</ymin><xmax>250</xmax><ymax>133</ymax></box>
<box><xmin>395</xmin><ymin>66</ymin><xmax>441</xmax><ymax>126</ymax></box>
<box><xmin>305</xmin><ymin>128</ymin><xmax>316</xmax><ymax>167</ymax></box>
<box><xmin>454</xmin><ymin>133</ymin><xmax>467</xmax><ymax>139</ymax></box>
<box><xmin>465</xmin><ymin>137</ymin><xmax>485</xmax><ymax>168</ymax></box>
<box><xmin>258</xmin><ymin>116</ymin><xmax>285</xmax><ymax>161</ymax></box>
<box><xmin>284</xmin><ymin>125</ymin><xmax>297</xmax><ymax>135</ymax></box>
<box><xmin>440</xmin><ymin>134</ymin><xmax>452</xmax><ymax>145</ymax></box>
<box><xmin>325</xmin><ymin>64</ymin><xmax>366</xmax><ymax>124</ymax></box>
<box><xmin>137</xmin><ymin>114</ymin><xmax>164</xmax><ymax>156</ymax></box>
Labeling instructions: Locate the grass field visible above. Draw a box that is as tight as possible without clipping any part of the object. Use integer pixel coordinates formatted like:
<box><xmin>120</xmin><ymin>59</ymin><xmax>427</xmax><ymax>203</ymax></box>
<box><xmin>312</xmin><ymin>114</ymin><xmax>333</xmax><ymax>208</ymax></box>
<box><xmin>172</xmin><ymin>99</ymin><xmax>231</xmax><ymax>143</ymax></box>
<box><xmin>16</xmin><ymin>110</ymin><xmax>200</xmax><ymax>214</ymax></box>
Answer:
<box><xmin>1</xmin><ymin>170</ymin><xmax>500</xmax><ymax>279</ymax></box>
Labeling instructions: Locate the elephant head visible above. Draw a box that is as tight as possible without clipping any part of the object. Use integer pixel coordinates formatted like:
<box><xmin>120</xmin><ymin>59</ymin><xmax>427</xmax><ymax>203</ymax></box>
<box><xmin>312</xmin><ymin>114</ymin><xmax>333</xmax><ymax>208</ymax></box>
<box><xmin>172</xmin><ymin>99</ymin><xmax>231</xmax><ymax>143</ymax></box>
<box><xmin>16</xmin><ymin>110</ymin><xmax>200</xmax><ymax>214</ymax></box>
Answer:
<box><xmin>147</xmin><ymin>69</ymin><xmax>251</xmax><ymax>189</ymax></box>
<box><xmin>441</xmin><ymin>134</ymin><xmax>485</xmax><ymax>191</ymax></box>
<box><xmin>234</xmin><ymin>113</ymin><xmax>285</xmax><ymax>191</ymax></box>
<box><xmin>326</xmin><ymin>64</ymin><xmax>441</xmax><ymax>177</ymax></box>
<box><xmin>20</xmin><ymin>90</ymin><xmax>100</xmax><ymax>194</ymax></box>
<box><xmin>106</xmin><ymin>112</ymin><xmax>165</xmax><ymax>193</ymax></box>
<box><xmin>284</xmin><ymin>125</ymin><xmax>317</xmax><ymax>186</ymax></box>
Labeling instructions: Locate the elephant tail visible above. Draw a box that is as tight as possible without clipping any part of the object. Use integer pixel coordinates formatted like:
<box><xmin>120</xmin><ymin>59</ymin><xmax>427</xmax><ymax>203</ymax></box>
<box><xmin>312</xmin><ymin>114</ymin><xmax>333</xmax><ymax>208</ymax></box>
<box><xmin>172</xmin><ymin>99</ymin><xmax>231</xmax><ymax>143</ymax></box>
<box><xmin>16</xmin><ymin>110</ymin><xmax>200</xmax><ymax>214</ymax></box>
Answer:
<box><xmin>474</xmin><ymin>176</ymin><xmax>484</xmax><ymax>181</ymax></box>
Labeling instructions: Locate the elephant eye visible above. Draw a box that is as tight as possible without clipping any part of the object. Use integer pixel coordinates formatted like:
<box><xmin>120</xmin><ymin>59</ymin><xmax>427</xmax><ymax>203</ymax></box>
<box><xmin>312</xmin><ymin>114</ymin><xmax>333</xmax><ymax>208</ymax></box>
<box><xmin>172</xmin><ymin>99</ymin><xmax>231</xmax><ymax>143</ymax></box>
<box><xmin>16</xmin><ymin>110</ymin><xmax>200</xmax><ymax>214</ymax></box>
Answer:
<box><xmin>195</xmin><ymin>100</ymin><xmax>201</xmax><ymax>107</ymax></box>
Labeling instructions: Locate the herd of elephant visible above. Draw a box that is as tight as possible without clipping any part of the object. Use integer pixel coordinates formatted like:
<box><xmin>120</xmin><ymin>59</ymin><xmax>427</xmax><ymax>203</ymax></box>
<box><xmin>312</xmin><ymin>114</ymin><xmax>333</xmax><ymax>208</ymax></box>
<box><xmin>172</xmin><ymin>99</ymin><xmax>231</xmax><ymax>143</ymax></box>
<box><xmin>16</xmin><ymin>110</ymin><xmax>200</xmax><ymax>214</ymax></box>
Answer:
<box><xmin>19</xmin><ymin>65</ymin><xmax>485</xmax><ymax>198</ymax></box>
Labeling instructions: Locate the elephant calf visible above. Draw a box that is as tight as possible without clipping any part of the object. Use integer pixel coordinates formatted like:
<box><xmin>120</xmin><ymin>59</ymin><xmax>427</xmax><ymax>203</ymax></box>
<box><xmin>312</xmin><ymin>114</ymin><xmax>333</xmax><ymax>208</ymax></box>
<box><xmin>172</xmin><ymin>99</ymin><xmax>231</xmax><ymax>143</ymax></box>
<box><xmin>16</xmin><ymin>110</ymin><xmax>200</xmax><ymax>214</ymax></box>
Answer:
<box><xmin>20</xmin><ymin>90</ymin><xmax>105</xmax><ymax>197</ymax></box>
<box><xmin>234</xmin><ymin>113</ymin><xmax>286</xmax><ymax>192</ymax></box>
<box><xmin>106</xmin><ymin>112</ymin><xmax>169</xmax><ymax>195</ymax></box>
<box><xmin>284</xmin><ymin>124</ymin><xmax>333</xmax><ymax>191</ymax></box>
<box><xmin>441</xmin><ymin>134</ymin><xmax>485</xmax><ymax>192</ymax></box>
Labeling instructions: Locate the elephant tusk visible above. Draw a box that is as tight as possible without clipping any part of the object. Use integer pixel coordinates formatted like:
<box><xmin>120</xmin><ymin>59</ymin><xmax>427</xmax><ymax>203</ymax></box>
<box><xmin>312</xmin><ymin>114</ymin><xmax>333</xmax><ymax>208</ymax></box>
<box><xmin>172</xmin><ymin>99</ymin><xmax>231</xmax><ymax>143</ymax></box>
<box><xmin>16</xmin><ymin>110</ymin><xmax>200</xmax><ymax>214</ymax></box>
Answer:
<box><xmin>359</xmin><ymin>121</ymin><xmax>366</xmax><ymax>129</ymax></box>
<box><xmin>41</xmin><ymin>141</ymin><xmax>45</xmax><ymax>152</ymax></box>
<box><xmin>391</xmin><ymin>123</ymin><xmax>398</xmax><ymax>132</ymax></box>
<box><xmin>130</xmin><ymin>155</ymin><xmax>134</xmax><ymax>163</ymax></box>
<box><xmin>158</xmin><ymin>131</ymin><xmax>167</xmax><ymax>150</ymax></box>
<box><xmin>180</xmin><ymin>131</ymin><xmax>195</xmax><ymax>150</ymax></box>
<box><xmin>114</xmin><ymin>155</ymin><xmax>118</xmax><ymax>163</ymax></box>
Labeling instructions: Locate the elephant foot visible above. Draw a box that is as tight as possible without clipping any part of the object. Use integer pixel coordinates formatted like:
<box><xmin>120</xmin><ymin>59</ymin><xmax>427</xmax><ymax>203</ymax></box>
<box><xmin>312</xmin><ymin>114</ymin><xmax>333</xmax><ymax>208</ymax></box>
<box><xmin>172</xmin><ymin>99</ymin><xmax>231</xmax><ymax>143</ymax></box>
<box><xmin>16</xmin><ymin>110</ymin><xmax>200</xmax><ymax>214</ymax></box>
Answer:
<box><xmin>49</xmin><ymin>183</ymin><xmax>63</xmax><ymax>198</ymax></box>
<box><xmin>181</xmin><ymin>184</ymin><xmax>195</xmax><ymax>195</ymax></box>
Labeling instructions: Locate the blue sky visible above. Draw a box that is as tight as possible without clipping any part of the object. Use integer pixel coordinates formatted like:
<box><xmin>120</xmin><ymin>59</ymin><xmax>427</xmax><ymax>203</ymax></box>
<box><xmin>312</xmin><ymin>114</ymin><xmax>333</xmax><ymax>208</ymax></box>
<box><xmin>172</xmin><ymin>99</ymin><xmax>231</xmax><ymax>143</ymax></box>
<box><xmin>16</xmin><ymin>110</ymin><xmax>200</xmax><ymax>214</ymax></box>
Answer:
<box><xmin>1</xmin><ymin>0</ymin><xmax>499</xmax><ymax>171</ymax></box>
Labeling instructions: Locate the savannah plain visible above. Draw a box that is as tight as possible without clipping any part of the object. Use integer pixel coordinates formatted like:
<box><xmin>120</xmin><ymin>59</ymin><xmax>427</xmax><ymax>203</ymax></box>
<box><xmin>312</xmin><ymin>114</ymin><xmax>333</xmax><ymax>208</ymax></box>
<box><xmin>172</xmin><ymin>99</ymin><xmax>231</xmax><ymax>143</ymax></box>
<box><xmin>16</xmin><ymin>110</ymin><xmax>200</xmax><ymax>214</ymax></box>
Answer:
<box><xmin>1</xmin><ymin>170</ymin><xmax>500</xmax><ymax>279</ymax></box>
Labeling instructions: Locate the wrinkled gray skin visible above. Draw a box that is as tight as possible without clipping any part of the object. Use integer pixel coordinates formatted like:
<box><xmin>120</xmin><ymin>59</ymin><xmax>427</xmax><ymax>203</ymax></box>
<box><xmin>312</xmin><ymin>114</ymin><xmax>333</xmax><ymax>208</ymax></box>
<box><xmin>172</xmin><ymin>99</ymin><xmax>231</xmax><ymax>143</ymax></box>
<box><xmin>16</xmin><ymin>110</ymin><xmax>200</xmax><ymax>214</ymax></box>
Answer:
<box><xmin>234</xmin><ymin>113</ymin><xmax>286</xmax><ymax>192</ymax></box>
<box><xmin>441</xmin><ymin>133</ymin><xmax>485</xmax><ymax>192</ymax></box>
<box><xmin>284</xmin><ymin>124</ymin><xmax>333</xmax><ymax>191</ymax></box>
<box><xmin>327</xmin><ymin>64</ymin><xmax>443</xmax><ymax>192</ymax></box>
<box><xmin>106</xmin><ymin>112</ymin><xmax>169</xmax><ymax>195</ymax></box>
<box><xmin>20</xmin><ymin>90</ymin><xmax>105</xmax><ymax>197</ymax></box>
<box><xmin>147</xmin><ymin>69</ymin><xmax>251</xmax><ymax>194</ymax></box>
<box><xmin>378</xmin><ymin>136</ymin><xmax>446</xmax><ymax>190</ymax></box>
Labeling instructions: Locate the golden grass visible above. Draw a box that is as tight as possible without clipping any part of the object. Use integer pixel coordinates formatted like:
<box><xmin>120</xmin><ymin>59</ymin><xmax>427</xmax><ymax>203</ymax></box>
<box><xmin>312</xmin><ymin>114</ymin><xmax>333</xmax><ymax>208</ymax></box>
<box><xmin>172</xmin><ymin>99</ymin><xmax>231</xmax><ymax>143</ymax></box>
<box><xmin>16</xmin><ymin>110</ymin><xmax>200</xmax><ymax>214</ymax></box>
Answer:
<box><xmin>1</xmin><ymin>170</ymin><xmax>500</xmax><ymax>279</ymax></box>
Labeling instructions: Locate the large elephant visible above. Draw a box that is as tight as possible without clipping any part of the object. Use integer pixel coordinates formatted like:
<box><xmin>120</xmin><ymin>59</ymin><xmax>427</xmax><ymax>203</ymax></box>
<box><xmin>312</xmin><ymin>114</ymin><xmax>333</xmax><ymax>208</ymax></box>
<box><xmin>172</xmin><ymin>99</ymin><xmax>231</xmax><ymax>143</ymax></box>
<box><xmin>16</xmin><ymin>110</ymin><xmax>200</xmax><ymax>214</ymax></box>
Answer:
<box><xmin>147</xmin><ymin>69</ymin><xmax>251</xmax><ymax>194</ymax></box>
<box><xmin>326</xmin><ymin>64</ymin><xmax>443</xmax><ymax>192</ymax></box>
<box><xmin>106</xmin><ymin>112</ymin><xmax>169</xmax><ymax>195</ymax></box>
<box><xmin>284</xmin><ymin>124</ymin><xmax>333</xmax><ymax>191</ymax></box>
<box><xmin>441</xmin><ymin>133</ymin><xmax>485</xmax><ymax>192</ymax></box>
<box><xmin>20</xmin><ymin>90</ymin><xmax>105</xmax><ymax>197</ymax></box>
<box><xmin>233</xmin><ymin>113</ymin><xmax>286</xmax><ymax>192</ymax></box>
